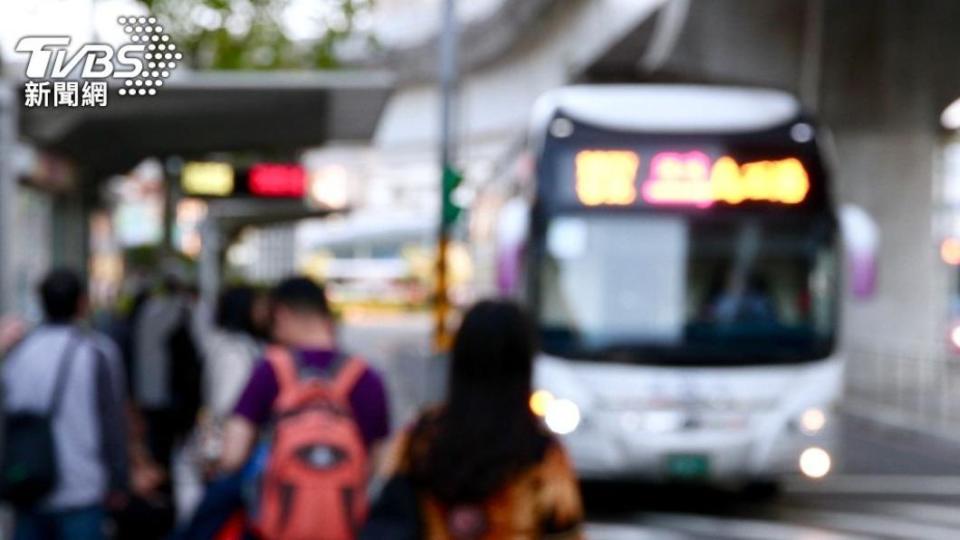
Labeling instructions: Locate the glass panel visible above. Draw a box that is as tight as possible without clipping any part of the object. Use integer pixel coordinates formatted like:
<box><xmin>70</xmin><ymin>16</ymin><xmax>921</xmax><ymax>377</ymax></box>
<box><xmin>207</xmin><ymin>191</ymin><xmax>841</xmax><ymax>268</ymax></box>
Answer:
<box><xmin>538</xmin><ymin>214</ymin><xmax>837</xmax><ymax>365</ymax></box>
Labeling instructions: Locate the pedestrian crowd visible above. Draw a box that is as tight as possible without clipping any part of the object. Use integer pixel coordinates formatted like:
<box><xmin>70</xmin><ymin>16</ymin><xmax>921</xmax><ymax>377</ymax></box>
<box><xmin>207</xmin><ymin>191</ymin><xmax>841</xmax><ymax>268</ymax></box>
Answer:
<box><xmin>0</xmin><ymin>267</ymin><xmax>584</xmax><ymax>539</ymax></box>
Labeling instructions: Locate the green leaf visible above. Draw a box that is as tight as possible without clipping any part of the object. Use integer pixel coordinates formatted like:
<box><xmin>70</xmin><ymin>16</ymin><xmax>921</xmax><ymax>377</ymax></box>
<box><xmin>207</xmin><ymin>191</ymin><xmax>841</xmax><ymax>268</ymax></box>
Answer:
<box><xmin>132</xmin><ymin>0</ymin><xmax>376</xmax><ymax>70</ymax></box>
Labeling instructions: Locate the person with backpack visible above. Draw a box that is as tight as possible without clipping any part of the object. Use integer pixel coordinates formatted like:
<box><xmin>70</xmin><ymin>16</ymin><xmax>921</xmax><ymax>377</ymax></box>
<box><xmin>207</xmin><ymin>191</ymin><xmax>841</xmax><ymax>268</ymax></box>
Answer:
<box><xmin>1</xmin><ymin>268</ymin><xmax>129</xmax><ymax>540</ymax></box>
<box><xmin>218</xmin><ymin>276</ymin><xmax>390</xmax><ymax>540</ymax></box>
<box><xmin>365</xmin><ymin>300</ymin><xmax>584</xmax><ymax>540</ymax></box>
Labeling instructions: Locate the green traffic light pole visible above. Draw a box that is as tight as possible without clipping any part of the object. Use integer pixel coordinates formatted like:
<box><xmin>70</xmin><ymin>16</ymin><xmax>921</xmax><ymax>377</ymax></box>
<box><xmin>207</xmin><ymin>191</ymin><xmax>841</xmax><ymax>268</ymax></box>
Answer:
<box><xmin>434</xmin><ymin>0</ymin><xmax>461</xmax><ymax>353</ymax></box>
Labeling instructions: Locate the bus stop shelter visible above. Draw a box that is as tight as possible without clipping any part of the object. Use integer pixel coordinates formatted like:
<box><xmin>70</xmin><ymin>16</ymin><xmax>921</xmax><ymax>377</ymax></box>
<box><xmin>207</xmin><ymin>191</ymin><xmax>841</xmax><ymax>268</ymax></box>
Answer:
<box><xmin>0</xmin><ymin>69</ymin><xmax>394</xmax><ymax>311</ymax></box>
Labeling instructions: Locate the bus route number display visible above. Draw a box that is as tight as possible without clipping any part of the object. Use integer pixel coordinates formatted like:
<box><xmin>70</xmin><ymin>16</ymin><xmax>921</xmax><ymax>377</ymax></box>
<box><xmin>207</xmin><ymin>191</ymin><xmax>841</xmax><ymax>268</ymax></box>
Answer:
<box><xmin>574</xmin><ymin>149</ymin><xmax>810</xmax><ymax>208</ymax></box>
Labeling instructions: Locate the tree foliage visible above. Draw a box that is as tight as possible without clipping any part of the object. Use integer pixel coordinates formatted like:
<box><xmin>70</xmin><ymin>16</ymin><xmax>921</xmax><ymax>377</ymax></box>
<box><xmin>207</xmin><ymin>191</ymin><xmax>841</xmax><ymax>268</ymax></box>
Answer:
<box><xmin>138</xmin><ymin>0</ymin><xmax>375</xmax><ymax>70</ymax></box>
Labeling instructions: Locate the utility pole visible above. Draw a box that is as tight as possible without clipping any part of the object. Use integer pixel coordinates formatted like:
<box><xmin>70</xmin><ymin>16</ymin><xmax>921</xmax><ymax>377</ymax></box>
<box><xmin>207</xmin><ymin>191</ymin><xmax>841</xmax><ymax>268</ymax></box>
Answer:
<box><xmin>434</xmin><ymin>0</ymin><xmax>462</xmax><ymax>352</ymax></box>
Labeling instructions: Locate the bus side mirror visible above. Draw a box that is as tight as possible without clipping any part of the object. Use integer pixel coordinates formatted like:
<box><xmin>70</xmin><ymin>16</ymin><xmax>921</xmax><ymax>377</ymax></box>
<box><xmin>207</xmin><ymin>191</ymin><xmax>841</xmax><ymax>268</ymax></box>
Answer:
<box><xmin>839</xmin><ymin>204</ymin><xmax>879</xmax><ymax>300</ymax></box>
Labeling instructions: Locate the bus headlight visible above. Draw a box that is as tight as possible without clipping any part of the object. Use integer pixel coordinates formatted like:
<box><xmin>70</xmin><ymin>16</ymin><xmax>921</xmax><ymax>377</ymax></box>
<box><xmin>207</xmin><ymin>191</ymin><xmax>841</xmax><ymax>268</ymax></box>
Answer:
<box><xmin>799</xmin><ymin>446</ymin><xmax>832</xmax><ymax>479</ymax></box>
<box><xmin>530</xmin><ymin>390</ymin><xmax>555</xmax><ymax>417</ymax></box>
<box><xmin>530</xmin><ymin>390</ymin><xmax>581</xmax><ymax>435</ymax></box>
<box><xmin>950</xmin><ymin>323</ymin><xmax>960</xmax><ymax>351</ymax></box>
<box><xmin>798</xmin><ymin>407</ymin><xmax>828</xmax><ymax>435</ymax></box>
<box><xmin>545</xmin><ymin>399</ymin><xmax>581</xmax><ymax>435</ymax></box>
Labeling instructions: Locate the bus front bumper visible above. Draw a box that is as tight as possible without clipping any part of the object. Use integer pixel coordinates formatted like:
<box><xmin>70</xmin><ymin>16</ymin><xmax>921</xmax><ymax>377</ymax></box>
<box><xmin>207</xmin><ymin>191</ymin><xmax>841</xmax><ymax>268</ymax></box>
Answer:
<box><xmin>561</xmin><ymin>411</ymin><xmax>837</xmax><ymax>484</ymax></box>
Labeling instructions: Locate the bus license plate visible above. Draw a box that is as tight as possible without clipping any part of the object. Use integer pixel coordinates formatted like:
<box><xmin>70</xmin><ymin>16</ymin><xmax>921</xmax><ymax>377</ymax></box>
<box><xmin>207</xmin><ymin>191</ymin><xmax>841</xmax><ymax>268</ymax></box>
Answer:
<box><xmin>665</xmin><ymin>454</ymin><xmax>710</xmax><ymax>479</ymax></box>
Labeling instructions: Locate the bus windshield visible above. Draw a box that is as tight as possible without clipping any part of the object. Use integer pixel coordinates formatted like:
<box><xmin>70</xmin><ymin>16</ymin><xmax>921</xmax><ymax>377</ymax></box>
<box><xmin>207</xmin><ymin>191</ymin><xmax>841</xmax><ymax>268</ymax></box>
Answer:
<box><xmin>537</xmin><ymin>213</ymin><xmax>838</xmax><ymax>365</ymax></box>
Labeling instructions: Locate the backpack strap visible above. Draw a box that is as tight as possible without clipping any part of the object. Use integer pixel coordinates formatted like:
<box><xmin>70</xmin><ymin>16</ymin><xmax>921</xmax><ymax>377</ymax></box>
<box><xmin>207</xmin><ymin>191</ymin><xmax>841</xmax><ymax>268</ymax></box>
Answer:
<box><xmin>331</xmin><ymin>357</ymin><xmax>366</xmax><ymax>402</ymax></box>
<box><xmin>265</xmin><ymin>346</ymin><xmax>300</xmax><ymax>398</ymax></box>
<box><xmin>267</xmin><ymin>347</ymin><xmax>365</xmax><ymax>402</ymax></box>
<box><xmin>48</xmin><ymin>330</ymin><xmax>82</xmax><ymax>416</ymax></box>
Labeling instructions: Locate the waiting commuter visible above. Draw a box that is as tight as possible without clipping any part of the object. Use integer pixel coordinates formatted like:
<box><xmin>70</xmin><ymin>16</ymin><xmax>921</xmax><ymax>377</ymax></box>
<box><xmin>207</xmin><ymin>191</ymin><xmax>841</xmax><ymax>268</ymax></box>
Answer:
<box><xmin>218</xmin><ymin>276</ymin><xmax>390</xmax><ymax>539</ymax></box>
<box><xmin>132</xmin><ymin>274</ymin><xmax>203</xmax><ymax>470</ymax></box>
<box><xmin>187</xmin><ymin>285</ymin><xmax>262</xmax><ymax>474</ymax></box>
<box><xmin>1</xmin><ymin>269</ymin><xmax>129</xmax><ymax>540</ymax></box>
<box><xmin>366</xmin><ymin>300</ymin><xmax>584</xmax><ymax>540</ymax></box>
<box><xmin>201</xmin><ymin>286</ymin><xmax>264</xmax><ymax>433</ymax></box>
<box><xmin>109</xmin><ymin>288</ymin><xmax>151</xmax><ymax>393</ymax></box>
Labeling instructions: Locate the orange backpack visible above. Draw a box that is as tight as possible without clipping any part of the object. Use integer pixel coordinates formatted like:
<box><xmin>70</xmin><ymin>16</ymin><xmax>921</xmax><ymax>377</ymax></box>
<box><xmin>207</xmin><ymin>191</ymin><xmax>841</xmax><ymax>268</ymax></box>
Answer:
<box><xmin>254</xmin><ymin>347</ymin><xmax>369</xmax><ymax>540</ymax></box>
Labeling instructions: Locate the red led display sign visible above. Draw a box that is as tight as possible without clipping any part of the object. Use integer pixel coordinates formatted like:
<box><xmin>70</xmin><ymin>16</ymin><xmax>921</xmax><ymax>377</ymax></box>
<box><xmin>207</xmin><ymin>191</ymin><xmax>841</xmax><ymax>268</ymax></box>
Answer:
<box><xmin>248</xmin><ymin>163</ymin><xmax>306</xmax><ymax>198</ymax></box>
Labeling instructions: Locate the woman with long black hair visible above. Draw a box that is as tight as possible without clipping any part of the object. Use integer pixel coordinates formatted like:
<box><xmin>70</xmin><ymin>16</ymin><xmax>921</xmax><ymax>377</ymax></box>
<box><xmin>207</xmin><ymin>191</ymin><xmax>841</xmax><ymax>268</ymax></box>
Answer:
<box><xmin>375</xmin><ymin>300</ymin><xmax>583</xmax><ymax>539</ymax></box>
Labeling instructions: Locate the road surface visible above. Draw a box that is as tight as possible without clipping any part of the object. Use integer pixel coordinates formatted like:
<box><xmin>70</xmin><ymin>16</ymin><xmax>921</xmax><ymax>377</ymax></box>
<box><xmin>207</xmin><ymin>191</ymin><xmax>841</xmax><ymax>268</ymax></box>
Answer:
<box><xmin>340</xmin><ymin>313</ymin><xmax>960</xmax><ymax>539</ymax></box>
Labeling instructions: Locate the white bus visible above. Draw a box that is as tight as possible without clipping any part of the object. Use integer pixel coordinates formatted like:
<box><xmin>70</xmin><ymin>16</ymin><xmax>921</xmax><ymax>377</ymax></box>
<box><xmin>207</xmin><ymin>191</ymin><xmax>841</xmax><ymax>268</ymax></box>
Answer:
<box><xmin>472</xmin><ymin>85</ymin><xmax>874</xmax><ymax>489</ymax></box>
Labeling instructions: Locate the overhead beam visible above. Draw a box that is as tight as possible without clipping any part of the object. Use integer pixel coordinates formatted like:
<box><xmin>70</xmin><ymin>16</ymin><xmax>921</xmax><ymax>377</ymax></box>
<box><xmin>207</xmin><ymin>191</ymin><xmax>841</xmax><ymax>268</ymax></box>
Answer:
<box><xmin>18</xmin><ymin>69</ymin><xmax>395</xmax><ymax>176</ymax></box>
<box><xmin>371</xmin><ymin>0</ymin><xmax>565</xmax><ymax>84</ymax></box>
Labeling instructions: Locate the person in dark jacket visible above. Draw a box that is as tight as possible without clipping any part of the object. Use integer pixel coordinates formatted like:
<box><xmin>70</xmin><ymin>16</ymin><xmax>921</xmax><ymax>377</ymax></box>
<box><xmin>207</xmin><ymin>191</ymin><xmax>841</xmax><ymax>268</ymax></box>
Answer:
<box><xmin>3</xmin><ymin>269</ymin><xmax>129</xmax><ymax>540</ymax></box>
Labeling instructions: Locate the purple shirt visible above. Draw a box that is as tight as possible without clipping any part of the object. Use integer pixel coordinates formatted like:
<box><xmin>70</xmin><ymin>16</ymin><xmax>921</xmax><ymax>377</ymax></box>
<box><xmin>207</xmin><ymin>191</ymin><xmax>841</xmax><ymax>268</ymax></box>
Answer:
<box><xmin>233</xmin><ymin>349</ymin><xmax>390</xmax><ymax>449</ymax></box>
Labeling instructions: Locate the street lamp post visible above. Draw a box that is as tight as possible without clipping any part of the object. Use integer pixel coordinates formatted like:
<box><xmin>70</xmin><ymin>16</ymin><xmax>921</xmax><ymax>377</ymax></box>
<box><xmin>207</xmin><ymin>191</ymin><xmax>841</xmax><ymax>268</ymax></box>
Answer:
<box><xmin>434</xmin><ymin>0</ymin><xmax>461</xmax><ymax>352</ymax></box>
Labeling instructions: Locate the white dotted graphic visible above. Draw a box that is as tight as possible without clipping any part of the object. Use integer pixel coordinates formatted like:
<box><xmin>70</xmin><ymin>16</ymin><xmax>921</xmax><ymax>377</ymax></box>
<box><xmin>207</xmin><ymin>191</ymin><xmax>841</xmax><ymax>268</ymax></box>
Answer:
<box><xmin>117</xmin><ymin>15</ymin><xmax>179</xmax><ymax>97</ymax></box>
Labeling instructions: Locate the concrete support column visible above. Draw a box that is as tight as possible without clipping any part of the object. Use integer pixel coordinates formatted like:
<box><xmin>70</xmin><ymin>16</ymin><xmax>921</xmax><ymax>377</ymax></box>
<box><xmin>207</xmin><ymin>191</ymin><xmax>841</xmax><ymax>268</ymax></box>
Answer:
<box><xmin>0</xmin><ymin>83</ymin><xmax>18</xmax><ymax>314</ymax></box>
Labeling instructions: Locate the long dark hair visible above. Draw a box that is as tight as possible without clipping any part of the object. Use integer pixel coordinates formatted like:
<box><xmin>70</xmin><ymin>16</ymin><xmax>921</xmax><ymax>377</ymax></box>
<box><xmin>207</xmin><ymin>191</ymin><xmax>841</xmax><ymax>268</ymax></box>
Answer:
<box><xmin>409</xmin><ymin>300</ymin><xmax>550</xmax><ymax>503</ymax></box>
<box><xmin>215</xmin><ymin>286</ymin><xmax>257</xmax><ymax>336</ymax></box>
